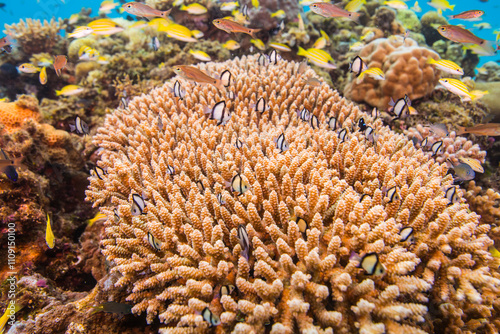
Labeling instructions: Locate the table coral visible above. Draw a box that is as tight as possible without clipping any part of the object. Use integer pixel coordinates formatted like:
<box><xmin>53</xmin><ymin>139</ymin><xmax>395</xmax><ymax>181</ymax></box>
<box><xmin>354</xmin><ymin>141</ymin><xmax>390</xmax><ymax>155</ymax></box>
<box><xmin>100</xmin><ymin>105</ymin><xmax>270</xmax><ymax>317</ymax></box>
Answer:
<box><xmin>344</xmin><ymin>37</ymin><xmax>440</xmax><ymax>110</ymax></box>
<box><xmin>86</xmin><ymin>55</ymin><xmax>500</xmax><ymax>333</ymax></box>
<box><xmin>0</xmin><ymin>96</ymin><xmax>41</xmax><ymax>133</ymax></box>
<box><xmin>4</xmin><ymin>18</ymin><xmax>66</xmax><ymax>55</ymax></box>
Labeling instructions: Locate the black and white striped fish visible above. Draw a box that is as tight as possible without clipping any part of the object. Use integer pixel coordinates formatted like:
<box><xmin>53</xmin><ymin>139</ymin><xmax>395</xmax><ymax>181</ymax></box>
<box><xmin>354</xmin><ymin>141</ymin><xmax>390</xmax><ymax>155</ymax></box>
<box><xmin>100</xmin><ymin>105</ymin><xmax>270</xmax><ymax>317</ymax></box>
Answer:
<box><xmin>297</xmin><ymin>108</ymin><xmax>310</xmax><ymax>122</ymax></box>
<box><xmin>237</xmin><ymin>224</ymin><xmax>250</xmax><ymax>260</ymax></box>
<box><xmin>309</xmin><ymin>114</ymin><xmax>319</xmax><ymax>129</ymax></box>
<box><xmin>444</xmin><ymin>186</ymin><xmax>459</xmax><ymax>205</ymax></box>
<box><xmin>147</xmin><ymin>232</ymin><xmax>162</xmax><ymax>251</ymax></box>
<box><xmin>431</xmin><ymin>140</ymin><xmax>443</xmax><ymax>156</ymax></box>
<box><xmin>70</xmin><ymin>116</ymin><xmax>89</xmax><ymax>135</ymax></box>
<box><xmin>274</xmin><ymin>133</ymin><xmax>289</xmax><ymax>152</ymax></box>
<box><xmin>220</xmin><ymin>69</ymin><xmax>233</xmax><ymax>87</ymax></box>
<box><xmin>166</xmin><ymin>165</ymin><xmax>175</xmax><ymax>175</ymax></box>
<box><xmin>171</xmin><ymin>80</ymin><xmax>185</xmax><ymax>100</ymax></box>
<box><xmin>92</xmin><ymin>166</ymin><xmax>106</xmax><ymax>180</ymax></box>
<box><xmin>252</xmin><ymin>97</ymin><xmax>270</xmax><ymax>113</ymax></box>
<box><xmin>327</xmin><ymin>116</ymin><xmax>338</xmax><ymax>130</ymax></box>
<box><xmin>349</xmin><ymin>56</ymin><xmax>367</xmax><ymax>76</ymax></box>
<box><xmin>399</xmin><ymin>227</ymin><xmax>414</xmax><ymax>243</ymax></box>
<box><xmin>131</xmin><ymin>193</ymin><xmax>146</xmax><ymax>216</ymax></box>
<box><xmin>204</xmin><ymin>101</ymin><xmax>231</xmax><ymax>125</ymax></box>
<box><xmin>202</xmin><ymin>307</ymin><xmax>221</xmax><ymax>327</ymax></box>
<box><xmin>268</xmin><ymin>49</ymin><xmax>281</xmax><ymax>64</ymax></box>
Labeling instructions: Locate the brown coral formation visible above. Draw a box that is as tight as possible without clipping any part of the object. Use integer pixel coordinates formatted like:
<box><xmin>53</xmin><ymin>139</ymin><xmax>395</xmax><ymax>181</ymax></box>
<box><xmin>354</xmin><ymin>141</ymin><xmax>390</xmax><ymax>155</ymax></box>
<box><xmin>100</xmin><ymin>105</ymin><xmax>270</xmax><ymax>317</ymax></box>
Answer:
<box><xmin>0</xmin><ymin>96</ymin><xmax>41</xmax><ymax>133</ymax></box>
<box><xmin>4</xmin><ymin>18</ymin><xmax>66</xmax><ymax>54</ymax></box>
<box><xmin>344</xmin><ymin>37</ymin><xmax>440</xmax><ymax>109</ymax></box>
<box><xmin>86</xmin><ymin>55</ymin><xmax>500</xmax><ymax>333</ymax></box>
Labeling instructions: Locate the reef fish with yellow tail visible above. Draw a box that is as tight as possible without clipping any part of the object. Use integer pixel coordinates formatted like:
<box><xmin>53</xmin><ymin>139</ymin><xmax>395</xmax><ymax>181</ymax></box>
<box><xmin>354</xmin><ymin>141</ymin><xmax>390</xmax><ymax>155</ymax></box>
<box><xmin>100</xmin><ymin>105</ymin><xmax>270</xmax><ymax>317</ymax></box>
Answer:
<box><xmin>18</xmin><ymin>63</ymin><xmax>40</xmax><ymax>74</ymax></box>
<box><xmin>458</xmin><ymin>157</ymin><xmax>484</xmax><ymax>173</ymax></box>
<box><xmin>159</xmin><ymin>23</ymin><xmax>198</xmax><ymax>42</ymax></box>
<box><xmin>297</xmin><ymin>47</ymin><xmax>336</xmax><ymax>69</ymax></box>
<box><xmin>383</xmin><ymin>1</ymin><xmax>408</xmax><ymax>9</ymax></box>
<box><xmin>87</xmin><ymin>212</ymin><xmax>107</xmax><ymax>227</ymax></box>
<box><xmin>46</xmin><ymin>213</ymin><xmax>55</xmax><ymax>249</ymax></box>
<box><xmin>99</xmin><ymin>0</ymin><xmax>119</xmax><ymax>14</ymax></box>
<box><xmin>427</xmin><ymin>58</ymin><xmax>463</xmax><ymax>75</ymax></box>
<box><xmin>345</xmin><ymin>0</ymin><xmax>366</xmax><ymax>12</ymax></box>
<box><xmin>212</xmin><ymin>18</ymin><xmax>261</xmax><ymax>38</ymax></box>
<box><xmin>222</xmin><ymin>40</ymin><xmax>241</xmax><ymax>50</ymax></box>
<box><xmin>428</xmin><ymin>0</ymin><xmax>455</xmax><ymax>13</ymax></box>
<box><xmin>269</xmin><ymin>42</ymin><xmax>291</xmax><ymax>52</ymax></box>
<box><xmin>180</xmin><ymin>3</ymin><xmax>207</xmax><ymax>15</ymax></box>
<box><xmin>173</xmin><ymin>65</ymin><xmax>225</xmax><ymax>90</ymax></box>
<box><xmin>68</xmin><ymin>26</ymin><xmax>94</xmax><ymax>39</ymax></box>
<box><xmin>189</xmin><ymin>50</ymin><xmax>211</xmax><ymax>61</ymax></box>
<box><xmin>56</xmin><ymin>85</ymin><xmax>84</xmax><ymax>96</ymax></box>
<box><xmin>39</xmin><ymin>67</ymin><xmax>47</xmax><ymax>85</ymax></box>
<box><xmin>0</xmin><ymin>302</ymin><xmax>22</xmax><ymax>333</ymax></box>
<box><xmin>439</xmin><ymin>78</ymin><xmax>474</xmax><ymax>101</ymax></box>
<box><xmin>310</xmin><ymin>2</ymin><xmax>361</xmax><ymax>21</ymax></box>
<box><xmin>356</xmin><ymin>67</ymin><xmax>385</xmax><ymax>83</ymax></box>
<box><xmin>122</xmin><ymin>2</ymin><xmax>172</xmax><ymax>18</ymax></box>
<box><xmin>88</xmin><ymin>18</ymin><xmax>124</xmax><ymax>35</ymax></box>
<box><xmin>456</xmin><ymin>123</ymin><xmax>500</xmax><ymax>136</ymax></box>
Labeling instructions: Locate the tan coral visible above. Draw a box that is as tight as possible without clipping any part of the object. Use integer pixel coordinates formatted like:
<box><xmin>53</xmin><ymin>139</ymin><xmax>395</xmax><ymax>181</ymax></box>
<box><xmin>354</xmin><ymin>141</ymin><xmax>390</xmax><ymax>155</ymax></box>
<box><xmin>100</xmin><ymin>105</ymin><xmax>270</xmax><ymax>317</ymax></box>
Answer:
<box><xmin>0</xmin><ymin>98</ymin><xmax>41</xmax><ymax>133</ymax></box>
<box><xmin>4</xmin><ymin>18</ymin><xmax>66</xmax><ymax>54</ymax></box>
<box><xmin>86</xmin><ymin>55</ymin><xmax>500</xmax><ymax>333</ymax></box>
<box><xmin>40</xmin><ymin>123</ymin><xmax>70</xmax><ymax>147</ymax></box>
<box><xmin>344</xmin><ymin>37</ymin><xmax>440</xmax><ymax>109</ymax></box>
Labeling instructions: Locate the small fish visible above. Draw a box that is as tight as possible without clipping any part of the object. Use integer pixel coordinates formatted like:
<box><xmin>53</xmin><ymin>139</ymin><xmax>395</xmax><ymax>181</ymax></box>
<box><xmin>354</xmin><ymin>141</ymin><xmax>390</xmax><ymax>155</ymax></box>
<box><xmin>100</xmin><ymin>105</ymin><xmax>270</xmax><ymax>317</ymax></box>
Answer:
<box><xmin>250</xmin><ymin>38</ymin><xmax>266</xmax><ymax>51</ymax></box>
<box><xmin>338</xmin><ymin>128</ymin><xmax>348</xmax><ymax>142</ymax></box>
<box><xmin>452</xmin><ymin>163</ymin><xmax>475</xmax><ymax>181</ymax></box>
<box><xmin>389</xmin><ymin>96</ymin><xmax>411</xmax><ymax>119</ymax></box>
<box><xmin>421</xmin><ymin>137</ymin><xmax>429</xmax><ymax>148</ymax></box>
<box><xmin>235</xmin><ymin>138</ymin><xmax>243</xmax><ymax>149</ymax></box>
<box><xmin>39</xmin><ymin>66</ymin><xmax>47</xmax><ymax>85</ymax></box>
<box><xmin>383</xmin><ymin>1</ymin><xmax>408</xmax><ymax>9</ymax></box>
<box><xmin>68</xmin><ymin>26</ymin><xmax>94</xmax><ymax>38</ymax></box>
<box><xmin>212</xmin><ymin>19</ymin><xmax>261</xmax><ymax>38</ymax></box>
<box><xmin>258</xmin><ymin>53</ymin><xmax>269</xmax><ymax>66</ymax></box>
<box><xmin>53</xmin><ymin>55</ymin><xmax>67</xmax><ymax>77</ymax></box>
<box><xmin>180</xmin><ymin>3</ymin><xmax>207</xmax><ymax>15</ymax></box>
<box><xmin>69</xmin><ymin>116</ymin><xmax>90</xmax><ymax>135</ymax></box>
<box><xmin>309</xmin><ymin>114</ymin><xmax>319</xmax><ymax>129</ymax></box>
<box><xmin>151</xmin><ymin>37</ymin><xmax>160</xmax><ymax>51</ymax></box>
<box><xmin>56</xmin><ymin>85</ymin><xmax>84</xmax><ymax>96</ymax></box>
<box><xmin>428</xmin><ymin>123</ymin><xmax>449</xmax><ymax>137</ymax></box>
<box><xmin>147</xmin><ymin>232</ymin><xmax>162</xmax><ymax>251</ymax></box>
<box><xmin>166</xmin><ymin>165</ymin><xmax>175</xmax><ymax>175</ymax></box>
<box><xmin>327</xmin><ymin>116</ymin><xmax>338</xmax><ymax>130</ymax></box>
<box><xmin>274</xmin><ymin>133</ymin><xmax>289</xmax><ymax>152</ymax></box>
<box><xmin>470</xmin><ymin>90</ymin><xmax>489</xmax><ymax>100</ymax></box>
<box><xmin>356</xmin><ymin>67</ymin><xmax>385</xmax><ymax>84</ymax></box>
<box><xmin>358</xmin><ymin>117</ymin><xmax>367</xmax><ymax>132</ymax></box>
<box><xmin>297</xmin><ymin>108</ymin><xmax>311</xmax><ymax>122</ymax></box>
<box><xmin>18</xmin><ymin>63</ymin><xmax>40</xmax><ymax>74</ymax></box>
<box><xmin>371</xmin><ymin>107</ymin><xmax>379</xmax><ymax>119</ymax></box>
<box><xmin>0</xmin><ymin>35</ymin><xmax>12</xmax><ymax>53</ymax></box>
<box><xmin>439</xmin><ymin>78</ymin><xmax>474</xmax><ymax>101</ymax></box>
<box><xmin>189</xmin><ymin>50</ymin><xmax>211</xmax><ymax>61</ymax></box>
<box><xmin>456</xmin><ymin>123</ymin><xmax>500</xmax><ymax>136</ymax></box>
<box><xmin>196</xmin><ymin>180</ymin><xmax>205</xmax><ymax>193</ymax></box>
<box><xmin>36</xmin><ymin>57</ymin><xmax>53</xmax><ymax>67</ymax></box>
<box><xmin>171</xmin><ymin>80</ymin><xmax>185</xmax><ymax>100</ymax></box>
<box><xmin>410</xmin><ymin>1</ymin><xmax>422</xmax><ymax>12</ymax></box>
<box><xmin>269</xmin><ymin>20</ymin><xmax>285</xmax><ymax>36</ymax></box>
<box><xmin>68</xmin><ymin>13</ymin><xmax>81</xmax><ymax>25</ymax></box>
<box><xmin>173</xmin><ymin>65</ymin><xmax>224</xmax><ymax>90</ymax></box>
<box><xmin>400</xmin><ymin>227</ymin><xmax>414</xmax><ymax>243</ymax></box>
<box><xmin>489</xmin><ymin>245</ymin><xmax>500</xmax><ymax>258</ymax></box>
<box><xmin>312</xmin><ymin>36</ymin><xmax>328</xmax><ymax>49</ymax></box>
<box><xmin>88</xmin><ymin>212</ymin><xmax>107</xmax><ymax>227</ymax></box>
<box><xmin>122</xmin><ymin>2</ymin><xmax>171</xmax><ymax>18</ymax></box>
<box><xmin>444</xmin><ymin>186</ymin><xmax>460</xmax><ymax>205</ymax></box>
<box><xmin>349</xmin><ymin>56</ymin><xmax>368</xmax><ymax>76</ymax></box>
<box><xmin>365</xmin><ymin>126</ymin><xmax>376</xmax><ymax>143</ymax></box>
<box><xmin>191</xmin><ymin>30</ymin><xmax>204</xmax><ymax>38</ymax></box>
<box><xmin>229</xmin><ymin>174</ymin><xmax>250</xmax><ymax>195</ymax></box>
<box><xmin>251</xmin><ymin>0</ymin><xmax>259</xmax><ymax>9</ymax></box>
<box><xmin>131</xmin><ymin>193</ymin><xmax>146</xmax><ymax>216</ymax></box>
<box><xmin>303</xmin><ymin>77</ymin><xmax>322</xmax><ymax>86</ymax></box>
<box><xmin>92</xmin><ymin>166</ymin><xmax>106</xmax><ymax>180</ymax></box>
<box><xmin>158</xmin><ymin>114</ymin><xmax>163</xmax><ymax>131</ymax></box>
<box><xmin>473</xmin><ymin>22</ymin><xmax>491</xmax><ymax>30</ymax></box>
<box><xmin>220</xmin><ymin>284</ymin><xmax>235</xmax><ymax>296</ymax></box>
<box><xmin>297</xmin><ymin>47</ymin><xmax>336</xmax><ymax>69</ymax></box>
<box><xmin>227</xmin><ymin>90</ymin><xmax>236</xmax><ymax>100</ymax></box>
<box><xmin>222</xmin><ymin>40</ymin><xmax>241</xmax><ymax>50</ymax></box>
<box><xmin>271</xmin><ymin>9</ymin><xmax>286</xmax><ymax>19</ymax></box>
<box><xmin>345</xmin><ymin>0</ymin><xmax>366</xmax><ymax>12</ymax></box>
<box><xmin>113</xmin><ymin>208</ymin><xmax>120</xmax><ymax>222</ymax></box>
<box><xmin>220</xmin><ymin>70</ymin><xmax>233</xmax><ymax>87</ymax></box>
<box><xmin>269</xmin><ymin>42</ymin><xmax>291</xmax><ymax>52</ymax></box>
<box><xmin>46</xmin><ymin>213</ymin><xmax>55</xmax><ymax>249</ymax></box>
<box><xmin>349</xmin><ymin>41</ymin><xmax>365</xmax><ymax>52</ymax></box>
<box><xmin>361</xmin><ymin>31</ymin><xmax>375</xmax><ymax>42</ymax></box>
<box><xmin>78</xmin><ymin>46</ymin><xmax>99</xmax><ymax>61</ymax></box>
<box><xmin>87</xmin><ymin>18</ymin><xmax>124</xmax><ymax>35</ymax></box>
<box><xmin>159</xmin><ymin>23</ymin><xmax>199</xmax><ymax>42</ymax></box>
<box><xmin>237</xmin><ymin>224</ymin><xmax>250</xmax><ymax>259</ymax></box>
<box><xmin>268</xmin><ymin>49</ymin><xmax>281</xmax><ymax>64</ymax></box>
<box><xmin>91</xmin><ymin>302</ymin><xmax>133</xmax><ymax>315</ymax></box>
<box><xmin>448</xmin><ymin>10</ymin><xmax>484</xmax><ymax>20</ymax></box>
<box><xmin>202</xmin><ymin>307</ymin><xmax>221</xmax><ymax>327</ymax></box>
<box><xmin>430</xmin><ymin>140</ymin><xmax>443</xmax><ymax>156</ymax></box>
<box><xmin>438</xmin><ymin>26</ymin><xmax>493</xmax><ymax>53</ymax></box>
<box><xmin>99</xmin><ymin>0</ymin><xmax>119</xmax><ymax>14</ymax></box>
<box><xmin>310</xmin><ymin>2</ymin><xmax>361</xmax><ymax>21</ymax></box>
<box><xmin>427</xmin><ymin>0</ymin><xmax>455</xmax><ymax>12</ymax></box>
<box><xmin>0</xmin><ymin>150</ymin><xmax>23</xmax><ymax>182</ymax></box>
<box><xmin>252</xmin><ymin>97</ymin><xmax>269</xmax><ymax>113</ymax></box>
<box><xmin>360</xmin><ymin>252</ymin><xmax>386</xmax><ymax>276</ymax></box>
<box><xmin>427</xmin><ymin>58</ymin><xmax>463</xmax><ymax>76</ymax></box>
<box><xmin>0</xmin><ymin>302</ymin><xmax>22</xmax><ymax>333</ymax></box>
<box><xmin>385</xmin><ymin>186</ymin><xmax>400</xmax><ymax>203</ymax></box>
<box><xmin>217</xmin><ymin>193</ymin><xmax>226</xmax><ymax>205</ymax></box>
<box><xmin>221</xmin><ymin>2</ymin><xmax>239</xmax><ymax>11</ymax></box>
<box><xmin>204</xmin><ymin>101</ymin><xmax>231</xmax><ymax>125</ymax></box>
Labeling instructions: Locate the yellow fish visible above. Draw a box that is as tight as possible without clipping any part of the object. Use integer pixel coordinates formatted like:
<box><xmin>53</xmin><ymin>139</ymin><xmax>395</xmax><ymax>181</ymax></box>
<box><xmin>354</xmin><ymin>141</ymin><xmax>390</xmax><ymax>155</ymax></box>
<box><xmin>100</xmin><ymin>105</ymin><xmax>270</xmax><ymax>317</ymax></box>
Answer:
<box><xmin>426</xmin><ymin>58</ymin><xmax>463</xmax><ymax>76</ymax></box>
<box><xmin>221</xmin><ymin>2</ymin><xmax>239</xmax><ymax>11</ymax></box>
<box><xmin>99</xmin><ymin>0</ymin><xmax>119</xmax><ymax>14</ymax></box>
<box><xmin>489</xmin><ymin>245</ymin><xmax>500</xmax><ymax>258</ymax></box>
<box><xmin>88</xmin><ymin>212</ymin><xmax>107</xmax><ymax>227</ymax></box>
<box><xmin>428</xmin><ymin>0</ymin><xmax>455</xmax><ymax>12</ymax></box>
<box><xmin>191</xmin><ymin>30</ymin><xmax>204</xmax><ymax>38</ymax></box>
<box><xmin>159</xmin><ymin>23</ymin><xmax>198</xmax><ymax>42</ymax></box>
<box><xmin>180</xmin><ymin>3</ymin><xmax>207</xmax><ymax>15</ymax></box>
<box><xmin>39</xmin><ymin>67</ymin><xmax>47</xmax><ymax>85</ymax></box>
<box><xmin>458</xmin><ymin>157</ymin><xmax>484</xmax><ymax>173</ymax></box>
<box><xmin>357</xmin><ymin>67</ymin><xmax>385</xmax><ymax>83</ymax></box>
<box><xmin>68</xmin><ymin>26</ymin><xmax>94</xmax><ymax>38</ymax></box>
<box><xmin>345</xmin><ymin>0</ymin><xmax>366</xmax><ymax>12</ymax></box>
<box><xmin>252</xmin><ymin>0</ymin><xmax>259</xmax><ymax>8</ymax></box>
<box><xmin>268</xmin><ymin>42</ymin><xmax>291</xmax><ymax>52</ymax></box>
<box><xmin>56</xmin><ymin>85</ymin><xmax>85</xmax><ymax>96</ymax></box>
<box><xmin>297</xmin><ymin>47</ymin><xmax>336</xmax><ymax>69</ymax></box>
<box><xmin>411</xmin><ymin>1</ymin><xmax>422</xmax><ymax>12</ymax></box>
<box><xmin>128</xmin><ymin>20</ymin><xmax>148</xmax><ymax>29</ymax></box>
<box><xmin>312</xmin><ymin>36</ymin><xmax>327</xmax><ymax>49</ymax></box>
<box><xmin>439</xmin><ymin>78</ymin><xmax>473</xmax><ymax>101</ymax></box>
<box><xmin>148</xmin><ymin>18</ymin><xmax>172</xmax><ymax>30</ymax></box>
<box><xmin>46</xmin><ymin>213</ymin><xmax>55</xmax><ymax>249</ymax></box>
<box><xmin>68</xmin><ymin>13</ymin><xmax>81</xmax><ymax>25</ymax></box>
<box><xmin>470</xmin><ymin>90</ymin><xmax>489</xmax><ymax>100</ymax></box>
<box><xmin>189</xmin><ymin>50</ymin><xmax>211</xmax><ymax>61</ymax></box>
<box><xmin>383</xmin><ymin>1</ymin><xmax>408</xmax><ymax>9</ymax></box>
<box><xmin>88</xmin><ymin>18</ymin><xmax>124</xmax><ymax>35</ymax></box>
<box><xmin>0</xmin><ymin>302</ymin><xmax>22</xmax><ymax>333</ymax></box>
<box><xmin>271</xmin><ymin>9</ymin><xmax>286</xmax><ymax>19</ymax></box>
<box><xmin>250</xmin><ymin>38</ymin><xmax>265</xmax><ymax>50</ymax></box>
<box><xmin>18</xmin><ymin>63</ymin><xmax>40</xmax><ymax>74</ymax></box>
<box><xmin>222</xmin><ymin>39</ymin><xmax>241</xmax><ymax>50</ymax></box>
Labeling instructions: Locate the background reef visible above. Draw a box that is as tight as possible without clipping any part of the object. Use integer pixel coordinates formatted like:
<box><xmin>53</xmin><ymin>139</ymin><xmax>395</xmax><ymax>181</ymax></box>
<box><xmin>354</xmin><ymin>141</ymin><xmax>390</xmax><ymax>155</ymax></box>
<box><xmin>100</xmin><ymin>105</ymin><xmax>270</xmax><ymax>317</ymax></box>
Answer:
<box><xmin>0</xmin><ymin>0</ymin><xmax>498</xmax><ymax>333</ymax></box>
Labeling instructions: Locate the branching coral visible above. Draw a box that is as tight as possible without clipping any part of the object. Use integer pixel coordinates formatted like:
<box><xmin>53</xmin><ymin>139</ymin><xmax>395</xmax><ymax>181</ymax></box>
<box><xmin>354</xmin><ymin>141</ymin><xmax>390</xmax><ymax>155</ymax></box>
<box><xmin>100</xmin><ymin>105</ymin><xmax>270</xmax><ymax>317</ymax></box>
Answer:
<box><xmin>4</xmin><ymin>18</ymin><xmax>66</xmax><ymax>54</ymax></box>
<box><xmin>344</xmin><ymin>37</ymin><xmax>440</xmax><ymax>110</ymax></box>
<box><xmin>86</xmin><ymin>55</ymin><xmax>500</xmax><ymax>333</ymax></box>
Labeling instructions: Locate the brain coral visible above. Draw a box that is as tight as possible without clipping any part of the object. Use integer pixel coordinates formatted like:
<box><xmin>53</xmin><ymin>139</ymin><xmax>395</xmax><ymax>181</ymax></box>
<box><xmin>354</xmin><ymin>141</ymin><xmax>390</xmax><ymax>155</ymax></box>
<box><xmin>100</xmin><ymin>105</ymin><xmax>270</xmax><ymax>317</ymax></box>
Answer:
<box><xmin>86</xmin><ymin>55</ymin><xmax>500</xmax><ymax>333</ymax></box>
<box><xmin>344</xmin><ymin>37</ymin><xmax>440</xmax><ymax>110</ymax></box>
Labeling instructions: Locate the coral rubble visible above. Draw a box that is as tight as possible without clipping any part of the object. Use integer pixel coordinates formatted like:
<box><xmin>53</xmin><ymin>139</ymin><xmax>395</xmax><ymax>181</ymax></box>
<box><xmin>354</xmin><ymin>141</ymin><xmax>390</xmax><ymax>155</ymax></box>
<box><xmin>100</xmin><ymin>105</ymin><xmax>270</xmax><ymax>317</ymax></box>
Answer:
<box><xmin>86</xmin><ymin>55</ymin><xmax>500</xmax><ymax>333</ymax></box>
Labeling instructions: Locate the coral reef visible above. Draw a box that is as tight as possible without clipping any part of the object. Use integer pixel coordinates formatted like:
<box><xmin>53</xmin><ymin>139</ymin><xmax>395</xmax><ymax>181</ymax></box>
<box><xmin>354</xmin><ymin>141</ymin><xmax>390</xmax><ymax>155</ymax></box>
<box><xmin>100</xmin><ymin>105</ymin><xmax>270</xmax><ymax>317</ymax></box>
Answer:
<box><xmin>86</xmin><ymin>55</ymin><xmax>500</xmax><ymax>333</ymax></box>
<box><xmin>4</xmin><ymin>18</ymin><xmax>66</xmax><ymax>55</ymax></box>
<box><xmin>0</xmin><ymin>95</ymin><xmax>41</xmax><ymax>133</ymax></box>
<box><xmin>344</xmin><ymin>37</ymin><xmax>440</xmax><ymax>109</ymax></box>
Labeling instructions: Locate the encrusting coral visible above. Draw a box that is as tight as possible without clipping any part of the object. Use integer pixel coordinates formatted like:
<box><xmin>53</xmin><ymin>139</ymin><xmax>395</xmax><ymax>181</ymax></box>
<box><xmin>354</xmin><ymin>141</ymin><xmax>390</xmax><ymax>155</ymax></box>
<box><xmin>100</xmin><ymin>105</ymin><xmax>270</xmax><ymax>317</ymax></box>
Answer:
<box><xmin>0</xmin><ymin>95</ymin><xmax>41</xmax><ymax>133</ymax></box>
<box><xmin>344</xmin><ymin>37</ymin><xmax>440</xmax><ymax>110</ymax></box>
<box><xmin>4</xmin><ymin>18</ymin><xmax>66</xmax><ymax>55</ymax></box>
<box><xmin>86</xmin><ymin>55</ymin><xmax>500</xmax><ymax>333</ymax></box>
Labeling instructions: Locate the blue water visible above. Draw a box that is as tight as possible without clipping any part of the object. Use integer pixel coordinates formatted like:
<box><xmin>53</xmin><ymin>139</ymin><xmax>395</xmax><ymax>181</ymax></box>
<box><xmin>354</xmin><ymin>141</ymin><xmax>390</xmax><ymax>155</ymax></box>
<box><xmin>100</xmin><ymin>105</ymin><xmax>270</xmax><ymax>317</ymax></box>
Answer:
<box><xmin>0</xmin><ymin>0</ymin><xmax>499</xmax><ymax>65</ymax></box>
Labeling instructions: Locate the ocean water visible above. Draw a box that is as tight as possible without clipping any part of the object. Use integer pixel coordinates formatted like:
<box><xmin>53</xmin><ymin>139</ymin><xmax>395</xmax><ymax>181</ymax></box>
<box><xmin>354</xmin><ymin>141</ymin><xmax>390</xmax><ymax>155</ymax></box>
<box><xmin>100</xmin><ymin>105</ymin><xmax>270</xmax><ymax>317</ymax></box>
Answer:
<box><xmin>1</xmin><ymin>0</ymin><xmax>499</xmax><ymax>65</ymax></box>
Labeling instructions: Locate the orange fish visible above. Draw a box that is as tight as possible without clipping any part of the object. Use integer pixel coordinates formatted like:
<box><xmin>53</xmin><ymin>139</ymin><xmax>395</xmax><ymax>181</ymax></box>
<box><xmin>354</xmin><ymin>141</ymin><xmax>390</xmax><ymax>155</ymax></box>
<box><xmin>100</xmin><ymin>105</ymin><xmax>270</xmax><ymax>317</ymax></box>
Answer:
<box><xmin>53</xmin><ymin>55</ymin><xmax>67</xmax><ymax>77</ymax></box>
<box><xmin>173</xmin><ymin>65</ymin><xmax>224</xmax><ymax>90</ymax></box>
<box><xmin>448</xmin><ymin>10</ymin><xmax>484</xmax><ymax>20</ymax></box>
<box><xmin>39</xmin><ymin>67</ymin><xmax>47</xmax><ymax>85</ymax></box>
<box><xmin>212</xmin><ymin>19</ymin><xmax>261</xmax><ymax>38</ymax></box>
<box><xmin>0</xmin><ymin>35</ymin><xmax>12</xmax><ymax>53</ymax></box>
<box><xmin>122</xmin><ymin>2</ymin><xmax>171</xmax><ymax>18</ymax></box>
<box><xmin>310</xmin><ymin>2</ymin><xmax>360</xmax><ymax>21</ymax></box>
<box><xmin>438</xmin><ymin>25</ymin><xmax>487</xmax><ymax>45</ymax></box>
<box><xmin>456</xmin><ymin>123</ymin><xmax>500</xmax><ymax>136</ymax></box>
